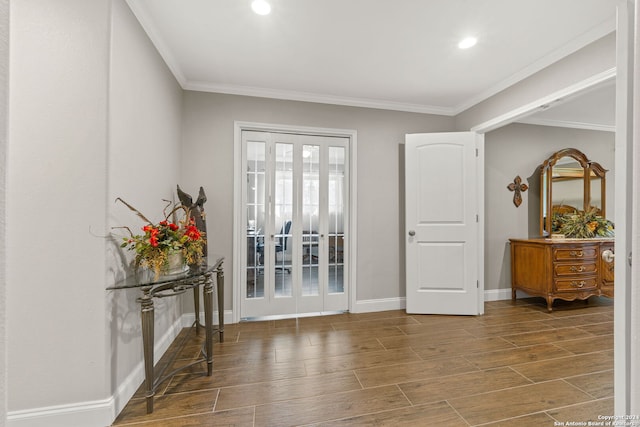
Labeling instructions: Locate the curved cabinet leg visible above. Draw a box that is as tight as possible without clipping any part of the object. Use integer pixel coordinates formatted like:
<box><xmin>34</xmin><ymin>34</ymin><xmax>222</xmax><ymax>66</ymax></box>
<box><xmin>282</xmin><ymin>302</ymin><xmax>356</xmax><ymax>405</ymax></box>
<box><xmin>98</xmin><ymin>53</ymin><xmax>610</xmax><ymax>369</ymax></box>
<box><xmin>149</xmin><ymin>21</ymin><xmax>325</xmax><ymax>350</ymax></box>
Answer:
<box><xmin>546</xmin><ymin>296</ymin><xmax>554</xmax><ymax>312</ymax></box>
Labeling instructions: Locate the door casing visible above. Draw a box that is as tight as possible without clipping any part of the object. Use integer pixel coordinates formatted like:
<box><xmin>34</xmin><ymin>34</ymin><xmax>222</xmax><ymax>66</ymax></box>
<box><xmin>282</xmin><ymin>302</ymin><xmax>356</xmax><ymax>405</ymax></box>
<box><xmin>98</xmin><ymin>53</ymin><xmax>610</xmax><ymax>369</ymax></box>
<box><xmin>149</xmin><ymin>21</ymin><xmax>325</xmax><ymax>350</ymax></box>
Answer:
<box><xmin>233</xmin><ymin>121</ymin><xmax>358</xmax><ymax>323</ymax></box>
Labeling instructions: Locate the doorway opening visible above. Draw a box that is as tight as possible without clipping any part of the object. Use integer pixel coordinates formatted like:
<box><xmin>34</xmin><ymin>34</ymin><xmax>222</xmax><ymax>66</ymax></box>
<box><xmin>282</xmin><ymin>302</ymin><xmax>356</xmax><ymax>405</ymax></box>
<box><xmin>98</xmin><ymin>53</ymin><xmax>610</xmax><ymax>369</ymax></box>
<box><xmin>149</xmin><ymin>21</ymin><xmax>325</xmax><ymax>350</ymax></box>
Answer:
<box><xmin>233</xmin><ymin>123</ymin><xmax>356</xmax><ymax>321</ymax></box>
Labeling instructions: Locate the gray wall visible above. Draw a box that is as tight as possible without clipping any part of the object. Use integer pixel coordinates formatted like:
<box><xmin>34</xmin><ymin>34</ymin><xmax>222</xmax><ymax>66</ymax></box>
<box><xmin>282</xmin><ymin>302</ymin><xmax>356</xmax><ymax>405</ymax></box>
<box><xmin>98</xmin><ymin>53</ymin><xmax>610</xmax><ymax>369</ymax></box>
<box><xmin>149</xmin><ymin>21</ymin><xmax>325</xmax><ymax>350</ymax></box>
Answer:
<box><xmin>8</xmin><ymin>0</ymin><xmax>111</xmax><ymax>413</ymax></box>
<box><xmin>2</xmin><ymin>1</ymin><xmax>622</xmax><ymax>423</ymax></box>
<box><xmin>107</xmin><ymin>0</ymin><xmax>184</xmax><ymax>410</ymax></box>
<box><xmin>484</xmin><ymin>123</ymin><xmax>615</xmax><ymax>292</ymax></box>
<box><xmin>0</xmin><ymin>0</ymin><xmax>7</xmax><ymax>422</ymax></box>
<box><xmin>180</xmin><ymin>92</ymin><xmax>455</xmax><ymax>304</ymax></box>
<box><xmin>8</xmin><ymin>0</ymin><xmax>183</xmax><ymax>423</ymax></box>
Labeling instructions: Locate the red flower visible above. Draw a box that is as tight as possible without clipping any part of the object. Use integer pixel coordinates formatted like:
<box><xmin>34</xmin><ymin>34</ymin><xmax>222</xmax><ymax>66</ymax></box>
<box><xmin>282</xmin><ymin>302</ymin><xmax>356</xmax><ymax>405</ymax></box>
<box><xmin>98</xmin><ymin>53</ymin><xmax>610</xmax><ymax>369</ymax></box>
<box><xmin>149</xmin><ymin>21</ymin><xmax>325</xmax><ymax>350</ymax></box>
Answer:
<box><xmin>185</xmin><ymin>225</ymin><xmax>201</xmax><ymax>241</ymax></box>
<box><xmin>159</xmin><ymin>220</ymin><xmax>168</xmax><ymax>226</ymax></box>
<box><xmin>169</xmin><ymin>223</ymin><xmax>179</xmax><ymax>231</ymax></box>
<box><xmin>143</xmin><ymin>225</ymin><xmax>160</xmax><ymax>246</ymax></box>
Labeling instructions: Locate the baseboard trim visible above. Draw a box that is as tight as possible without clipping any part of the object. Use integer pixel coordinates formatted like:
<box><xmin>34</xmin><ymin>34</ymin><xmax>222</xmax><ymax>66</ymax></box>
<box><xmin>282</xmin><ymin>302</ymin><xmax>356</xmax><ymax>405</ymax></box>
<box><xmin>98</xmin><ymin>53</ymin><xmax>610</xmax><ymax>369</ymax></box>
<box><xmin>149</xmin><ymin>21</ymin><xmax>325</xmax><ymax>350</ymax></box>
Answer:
<box><xmin>6</xmin><ymin>397</ymin><xmax>115</xmax><ymax>427</ymax></box>
<box><xmin>181</xmin><ymin>310</ymin><xmax>234</xmax><ymax>328</ymax></box>
<box><xmin>110</xmin><ymin>313</ymin><xmax>186</xmax><ymax>418</ymax></box>
<box><xmin>349</xmin><ymin>289</ymin><xmax>514</xmax><ymax>314</ymax></box>
<box><xmin>7</xmin><ymin>313</ymin><xmax>186</xmax><ymax>427</ymax></box>
<box><xmin>484</xmin><ymin>288</ymin><xmax>514</xmax><ymax>301</ymax></box>
<box><xmin>351</xmin><ymin>297</ymin><xmax>406</xmax><ymax>313</ymax></box>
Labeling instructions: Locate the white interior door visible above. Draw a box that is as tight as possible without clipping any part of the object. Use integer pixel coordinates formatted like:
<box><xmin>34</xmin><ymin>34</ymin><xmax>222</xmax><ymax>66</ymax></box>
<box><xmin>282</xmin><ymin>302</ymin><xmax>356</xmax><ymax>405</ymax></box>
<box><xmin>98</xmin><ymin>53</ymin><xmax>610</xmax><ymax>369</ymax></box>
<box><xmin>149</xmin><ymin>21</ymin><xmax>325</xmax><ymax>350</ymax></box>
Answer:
<box><xmin>241</xmin><ymin>130</ymin><xmax>349</xmax><ymax>319</ymax></box>
<box><xmin>405</xmin><ymin>132</ymin><xmax>483</xmax><ymax>315</ymax></box>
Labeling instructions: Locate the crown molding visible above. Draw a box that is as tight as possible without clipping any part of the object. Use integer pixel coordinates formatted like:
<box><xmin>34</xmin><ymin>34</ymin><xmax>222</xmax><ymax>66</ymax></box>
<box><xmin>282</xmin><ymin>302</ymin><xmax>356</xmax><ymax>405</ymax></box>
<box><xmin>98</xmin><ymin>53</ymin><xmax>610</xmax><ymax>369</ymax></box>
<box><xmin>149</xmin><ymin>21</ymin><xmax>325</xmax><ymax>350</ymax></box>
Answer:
<box><xmin>452</xmin><ymin>17</ymin><xmax>616</xmax><ymax>115</ymax></box>
<box><xmin>124</xmin><ymin>0</ymin><xmax>187</xmax><ymax>85</ymax></box>
<box><xmin>516</xmin><ymin>117</ymin><xmax>615</xmax><ymax>132</ymax></box>
<box><xmin>182</xmin><ymin>80</ymin><xmax>456</xmax><ymax>115</ymax></box>
<box><xmin>126</xmin><ymin>1</ymin><xmax>615</xmax><ymax>118</ymax></box>
<box><xmin>471</xmin><ymin>67</ymin><xmax>616</xmax><ymax>133</ymax></box>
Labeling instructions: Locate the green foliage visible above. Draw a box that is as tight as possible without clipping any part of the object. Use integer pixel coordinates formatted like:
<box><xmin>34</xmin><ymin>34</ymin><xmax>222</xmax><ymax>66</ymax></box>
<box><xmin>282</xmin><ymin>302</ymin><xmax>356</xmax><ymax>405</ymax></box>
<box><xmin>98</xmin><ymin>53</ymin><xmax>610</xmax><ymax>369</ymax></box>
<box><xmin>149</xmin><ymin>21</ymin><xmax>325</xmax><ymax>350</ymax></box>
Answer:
<box><xmin>115</xmin><ymin>199</ymin><xmax>206</xmax><ymax>277</ymax></box>
<box><xmin>552</xmin><ymin>207</ymin><xmax>614</xmax><ymax>238</ymax></box>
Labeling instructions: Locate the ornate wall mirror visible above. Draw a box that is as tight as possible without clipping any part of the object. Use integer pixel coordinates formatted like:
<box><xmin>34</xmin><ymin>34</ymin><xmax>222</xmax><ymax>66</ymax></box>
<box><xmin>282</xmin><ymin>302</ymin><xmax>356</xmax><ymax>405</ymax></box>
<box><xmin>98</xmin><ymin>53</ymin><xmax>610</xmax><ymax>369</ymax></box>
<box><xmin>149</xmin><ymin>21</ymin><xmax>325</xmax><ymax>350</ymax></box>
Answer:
<box><xmin>539</xmin><ymin>148</ymin><xmax>607</xmax><ymax>236</ymax></box>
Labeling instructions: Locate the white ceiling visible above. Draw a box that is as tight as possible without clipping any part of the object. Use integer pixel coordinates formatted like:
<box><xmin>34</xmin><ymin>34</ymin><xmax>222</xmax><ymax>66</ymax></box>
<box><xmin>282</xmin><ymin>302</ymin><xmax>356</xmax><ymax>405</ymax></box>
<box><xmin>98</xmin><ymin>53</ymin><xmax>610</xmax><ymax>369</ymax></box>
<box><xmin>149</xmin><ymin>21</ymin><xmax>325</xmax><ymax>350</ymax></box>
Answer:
<box><xmin>126</xmin><ymin>0</ymin><xmax>617</xmax><ymax>119</ymax></box>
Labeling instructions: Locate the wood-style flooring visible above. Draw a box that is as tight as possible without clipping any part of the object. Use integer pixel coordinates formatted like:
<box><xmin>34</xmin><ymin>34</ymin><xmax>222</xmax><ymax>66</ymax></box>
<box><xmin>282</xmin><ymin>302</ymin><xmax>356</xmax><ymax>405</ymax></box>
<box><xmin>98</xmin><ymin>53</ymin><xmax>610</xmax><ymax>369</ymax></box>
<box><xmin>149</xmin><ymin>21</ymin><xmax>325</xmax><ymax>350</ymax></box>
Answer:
<box><xmin>112</xmin><ymin>297</ymin><xmax>614</xmax><ymax>426</ymax></box>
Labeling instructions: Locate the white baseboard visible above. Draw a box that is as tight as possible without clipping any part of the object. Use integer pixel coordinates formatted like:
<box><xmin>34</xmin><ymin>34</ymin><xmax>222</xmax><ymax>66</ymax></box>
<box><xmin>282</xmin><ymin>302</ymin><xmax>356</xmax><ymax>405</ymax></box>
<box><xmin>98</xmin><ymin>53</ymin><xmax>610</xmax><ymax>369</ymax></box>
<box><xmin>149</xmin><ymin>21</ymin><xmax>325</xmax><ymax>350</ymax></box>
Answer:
<box><xmin>349</xmin><ymin>289</ymin><xmax>514</xmax><ymax>314</ymax></box>
<box><xmin>182</xmin><ymin>310</ymin><xmax>234</xmax><ymax>328</ymax></box>
<box><xmin>109</xmin><ymin>314</ymin><xmax>186</xmax><ymax>418</ymax></box>
<box><xmin>6</xmin><ymin>399</ymin><xmax>115</xmax><ymax>427</ymax></box>
<box><xmin>7</xmin><ymin>314</ymin><xmax>186</xmax><ymax>427</ymax></box>
<box><xmin>351</xmin><ymin>297</ymin><xmax>406</xmax><ymax>313</ymax></box>
<box><xmin>110</xmin><ymin>310</ymin><xmax>233</xmax><ymax>422</ymax></box>
<box><xmin>484</xmin><ymin>288</ymin><xmax>514</xmax><ymax>301</ymax></box>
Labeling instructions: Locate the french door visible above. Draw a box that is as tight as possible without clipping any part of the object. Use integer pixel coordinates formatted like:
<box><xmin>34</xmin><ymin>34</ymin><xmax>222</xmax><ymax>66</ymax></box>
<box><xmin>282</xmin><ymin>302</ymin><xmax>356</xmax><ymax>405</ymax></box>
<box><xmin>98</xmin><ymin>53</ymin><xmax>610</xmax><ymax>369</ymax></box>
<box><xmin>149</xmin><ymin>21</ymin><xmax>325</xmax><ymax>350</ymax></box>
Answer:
<box><xmin>241</xmin><ymin>130</ymin><xmax>349</xmax><ymax>319</ymax></box>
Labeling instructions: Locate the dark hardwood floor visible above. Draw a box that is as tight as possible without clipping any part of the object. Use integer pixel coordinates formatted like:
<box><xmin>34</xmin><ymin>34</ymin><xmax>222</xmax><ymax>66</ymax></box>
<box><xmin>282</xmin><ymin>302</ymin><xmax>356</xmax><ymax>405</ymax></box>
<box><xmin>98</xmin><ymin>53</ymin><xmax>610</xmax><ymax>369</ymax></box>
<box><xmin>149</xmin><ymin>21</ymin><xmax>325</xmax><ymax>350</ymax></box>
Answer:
<box><xmin>112</xmin><ymin>297</ymin><xmax>614</xmax><ymax>426</ymax></box>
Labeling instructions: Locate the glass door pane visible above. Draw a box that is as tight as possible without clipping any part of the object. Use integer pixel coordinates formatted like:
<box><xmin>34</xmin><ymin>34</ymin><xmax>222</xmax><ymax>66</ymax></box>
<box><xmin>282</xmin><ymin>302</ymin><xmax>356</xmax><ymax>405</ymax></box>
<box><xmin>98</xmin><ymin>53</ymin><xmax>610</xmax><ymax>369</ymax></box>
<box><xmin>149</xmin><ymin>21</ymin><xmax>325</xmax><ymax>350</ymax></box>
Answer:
<box><xmin>302</xmin><ymin>145</ymin><xmax>320</xmax><ymax>296</ymax></box>
<box><xmin>246</xmin><ymin>140</ymin><xmax>265</xmax><ymax>299</ymax></box>
<box><xmin>273</xmin><ymin>143</ymin><xmax>293</xmax><ymax>298</ymax></box>
<box><xmin>241</xmin><ymin>131</ymin><xmax>348</xmax><ymax>319</ymax></box>
<box><xmin>328</xmin><ymin>146</ymin><xmax>345</xmax><ymax>294</ymax></box>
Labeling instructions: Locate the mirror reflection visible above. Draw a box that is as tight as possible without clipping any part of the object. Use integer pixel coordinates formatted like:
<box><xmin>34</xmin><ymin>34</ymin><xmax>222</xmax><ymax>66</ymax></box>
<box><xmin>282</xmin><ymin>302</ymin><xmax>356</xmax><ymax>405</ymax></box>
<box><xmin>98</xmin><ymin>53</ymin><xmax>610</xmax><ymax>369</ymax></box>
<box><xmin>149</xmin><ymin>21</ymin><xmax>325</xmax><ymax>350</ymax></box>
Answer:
<box><xmin>540</xmin><ymin>148</ymin><xmax>609</xmax><ymax>237</ymax></box>
<box><xmin>551</xmin><ymin>158</ymin><xmax>585</xmax><ymax>215</ymax></box>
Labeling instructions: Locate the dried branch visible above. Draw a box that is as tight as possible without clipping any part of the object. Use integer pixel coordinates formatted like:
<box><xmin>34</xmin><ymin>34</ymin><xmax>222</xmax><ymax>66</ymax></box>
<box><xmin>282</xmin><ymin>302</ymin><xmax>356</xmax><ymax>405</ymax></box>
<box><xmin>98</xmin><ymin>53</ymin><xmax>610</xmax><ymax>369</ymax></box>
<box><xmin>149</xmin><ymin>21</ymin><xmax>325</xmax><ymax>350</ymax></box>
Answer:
<box><xmin>115</xmin><ymin>197</ymin><xmax>152</xmax><ymax>224</ymax></box>
<box><xmin>111</xmin><ymin>226</ymin><xmax>135</xmax><ymax>238</ymax></box>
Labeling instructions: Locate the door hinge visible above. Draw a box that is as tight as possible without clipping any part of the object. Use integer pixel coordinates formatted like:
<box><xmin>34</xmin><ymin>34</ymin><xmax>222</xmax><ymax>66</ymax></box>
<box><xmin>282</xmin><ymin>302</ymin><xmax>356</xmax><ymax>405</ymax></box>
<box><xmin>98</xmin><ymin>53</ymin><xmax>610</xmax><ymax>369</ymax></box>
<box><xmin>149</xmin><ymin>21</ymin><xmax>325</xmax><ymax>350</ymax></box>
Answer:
<box><xmin>475</xmin><ymin>148</ymin><xmax>479</xmax><ymax>157</ymax></box>
<box><xmin>477</xmin><ymin>280</ymin><xmax>479</xmax><ymax>288</ymax></box>
<box><xmin>476</xmin><ymin>214</ymin><xmax>479</xmax><ymax>223</ymax></box>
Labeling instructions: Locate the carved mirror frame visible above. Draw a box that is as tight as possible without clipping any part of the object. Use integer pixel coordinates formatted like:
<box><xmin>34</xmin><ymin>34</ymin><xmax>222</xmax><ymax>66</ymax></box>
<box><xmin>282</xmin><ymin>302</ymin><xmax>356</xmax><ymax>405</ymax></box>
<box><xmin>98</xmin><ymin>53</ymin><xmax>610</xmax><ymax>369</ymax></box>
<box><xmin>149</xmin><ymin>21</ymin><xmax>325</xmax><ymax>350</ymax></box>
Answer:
<box><xmin>539</xmin><ymin>148</ymin><xmax>607</xmax><ymax>236</ymax></box>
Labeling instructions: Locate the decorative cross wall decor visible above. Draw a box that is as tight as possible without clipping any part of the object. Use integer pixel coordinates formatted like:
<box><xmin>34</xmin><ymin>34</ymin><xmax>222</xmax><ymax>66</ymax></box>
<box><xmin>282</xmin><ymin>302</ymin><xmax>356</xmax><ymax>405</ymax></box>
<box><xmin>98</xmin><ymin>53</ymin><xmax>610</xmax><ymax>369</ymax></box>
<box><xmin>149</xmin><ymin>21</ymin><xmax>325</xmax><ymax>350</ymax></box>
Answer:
<box><xmin>507</xmin><ymin>175</ymin><xmax>528</xmax><ymax>207</ymax></box>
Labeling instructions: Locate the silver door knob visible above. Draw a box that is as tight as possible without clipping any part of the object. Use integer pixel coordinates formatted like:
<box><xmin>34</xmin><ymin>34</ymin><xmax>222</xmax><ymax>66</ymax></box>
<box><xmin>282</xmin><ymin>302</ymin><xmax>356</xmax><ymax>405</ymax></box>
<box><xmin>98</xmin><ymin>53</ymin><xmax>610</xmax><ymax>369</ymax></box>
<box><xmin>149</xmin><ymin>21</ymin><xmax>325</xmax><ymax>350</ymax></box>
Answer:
<box><xmin>602</xmin><ymin>250</ymin><xmax>615</xmax><ymax>263</ymax></box>
<box><xmin>408</xmin><ymin>230</ymin><xmax>416</xmax><ymax>236</ymax></box>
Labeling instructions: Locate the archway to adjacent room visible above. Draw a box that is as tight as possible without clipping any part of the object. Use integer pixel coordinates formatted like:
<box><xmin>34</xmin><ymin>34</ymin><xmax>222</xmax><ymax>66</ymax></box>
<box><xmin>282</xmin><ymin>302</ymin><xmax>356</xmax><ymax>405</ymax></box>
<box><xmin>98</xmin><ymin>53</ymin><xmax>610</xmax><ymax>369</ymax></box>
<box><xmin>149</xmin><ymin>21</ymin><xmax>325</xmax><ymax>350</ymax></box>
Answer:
<box><xmin>469</xmin><ymin>2</ymin><xmax>634</xmax><ymax>411</ymax></box>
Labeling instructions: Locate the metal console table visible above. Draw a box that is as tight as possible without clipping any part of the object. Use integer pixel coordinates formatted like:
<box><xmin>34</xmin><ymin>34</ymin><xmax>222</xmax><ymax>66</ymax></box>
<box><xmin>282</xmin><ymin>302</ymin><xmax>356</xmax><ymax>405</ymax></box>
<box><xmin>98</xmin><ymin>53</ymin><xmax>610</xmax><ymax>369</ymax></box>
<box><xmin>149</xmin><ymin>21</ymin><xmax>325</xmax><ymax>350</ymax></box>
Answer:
<box><xmin>107</xmin><ymin>253</ymin><xmax>224</xmax><ymax>413</ymax></box>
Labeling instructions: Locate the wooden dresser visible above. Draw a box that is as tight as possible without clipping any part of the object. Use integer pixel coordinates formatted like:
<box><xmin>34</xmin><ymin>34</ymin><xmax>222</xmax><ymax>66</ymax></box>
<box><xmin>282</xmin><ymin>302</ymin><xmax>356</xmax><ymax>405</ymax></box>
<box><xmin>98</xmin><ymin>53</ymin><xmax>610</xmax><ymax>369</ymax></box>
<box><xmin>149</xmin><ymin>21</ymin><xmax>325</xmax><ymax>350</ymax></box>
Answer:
<box><xmin>509</xmin><ymin>238</ymin><xmax>614</xmax><ymax>311</ymax></box>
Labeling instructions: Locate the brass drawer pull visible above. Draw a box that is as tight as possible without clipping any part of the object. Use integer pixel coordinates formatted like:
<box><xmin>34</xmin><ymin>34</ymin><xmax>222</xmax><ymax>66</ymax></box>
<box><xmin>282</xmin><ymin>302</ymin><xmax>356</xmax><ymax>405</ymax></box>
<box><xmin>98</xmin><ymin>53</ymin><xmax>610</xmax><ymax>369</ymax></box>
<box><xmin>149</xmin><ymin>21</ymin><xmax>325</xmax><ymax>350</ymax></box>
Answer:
<box><xmin>569</xmin><ymin>266</ymin><xmax>585</xmax><ymax>272</ymax></box>
<box><xmin>570</xmin><ymin>281</ymin><xmax>586</xmax><ymax>288</ymax></box>
<box><xmin>569</xmin><ymin>250</ymin><xmax>583</xmax><ymax>257</ymax></box>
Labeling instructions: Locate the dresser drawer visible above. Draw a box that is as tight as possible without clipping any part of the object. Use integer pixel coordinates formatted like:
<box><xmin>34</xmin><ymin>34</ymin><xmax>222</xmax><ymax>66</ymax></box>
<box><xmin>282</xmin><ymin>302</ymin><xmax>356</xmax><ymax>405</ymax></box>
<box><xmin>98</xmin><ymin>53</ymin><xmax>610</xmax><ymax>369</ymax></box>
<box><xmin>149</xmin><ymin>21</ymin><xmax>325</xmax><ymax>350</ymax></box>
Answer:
<box><xmin>553</xmin><ymin>247</ymin><xmax>597</xmax><ymax>261</ymax></box>
<box><xmin>554</xmin><ymin>276</ymin><xmax>598</xmax><ymax>292</ymax></box>
<box><xmin>554</xmin><ymin>262</ymin><xmax>597</xmax><ymax>276</ymax></box>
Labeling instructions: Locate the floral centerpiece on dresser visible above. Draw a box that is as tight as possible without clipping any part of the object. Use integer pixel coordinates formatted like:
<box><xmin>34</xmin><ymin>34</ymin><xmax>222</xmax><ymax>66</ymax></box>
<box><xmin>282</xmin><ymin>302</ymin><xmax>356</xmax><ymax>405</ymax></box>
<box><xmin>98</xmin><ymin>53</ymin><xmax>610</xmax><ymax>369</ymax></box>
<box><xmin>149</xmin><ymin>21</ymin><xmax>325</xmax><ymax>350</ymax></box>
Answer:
<box><xmin>115</xmin><ymin>198</ymin><xmax>206</xmax><ymax>279</ymax></box>
<box><xmin>552</xmin><ymin>206</ymin><xmax>614</xmax><ymax>239</ymax></box>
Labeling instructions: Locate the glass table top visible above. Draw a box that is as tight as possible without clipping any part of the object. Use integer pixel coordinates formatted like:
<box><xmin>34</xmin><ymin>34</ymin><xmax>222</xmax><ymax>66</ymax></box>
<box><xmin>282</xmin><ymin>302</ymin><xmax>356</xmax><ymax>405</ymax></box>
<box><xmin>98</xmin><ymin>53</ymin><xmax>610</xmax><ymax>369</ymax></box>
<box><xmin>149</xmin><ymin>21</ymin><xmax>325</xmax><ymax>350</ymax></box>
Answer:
<box><xmin>107</xmin><ymin>252</ymin><xmax>224</xmax><ymax>290</ymax></box>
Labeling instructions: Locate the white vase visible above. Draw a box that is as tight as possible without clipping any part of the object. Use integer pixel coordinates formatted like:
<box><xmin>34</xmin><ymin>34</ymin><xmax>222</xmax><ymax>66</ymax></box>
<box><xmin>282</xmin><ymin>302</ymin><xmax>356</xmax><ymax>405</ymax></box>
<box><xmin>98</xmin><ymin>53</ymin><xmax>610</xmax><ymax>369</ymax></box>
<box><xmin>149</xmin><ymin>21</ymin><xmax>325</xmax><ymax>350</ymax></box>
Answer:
<box><xmin>162</xmin><ymin>251</ymin><xmax>187</xmax><ymax>276</ymax></box>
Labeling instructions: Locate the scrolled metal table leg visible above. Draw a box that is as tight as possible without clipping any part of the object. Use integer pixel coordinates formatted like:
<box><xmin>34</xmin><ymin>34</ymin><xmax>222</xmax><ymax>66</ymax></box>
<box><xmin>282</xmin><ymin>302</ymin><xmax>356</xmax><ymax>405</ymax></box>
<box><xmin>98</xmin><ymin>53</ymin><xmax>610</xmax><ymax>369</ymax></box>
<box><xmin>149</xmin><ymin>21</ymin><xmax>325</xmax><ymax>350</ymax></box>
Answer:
<box><xmin>202</xmin><ymin>272</ymin><xmax>214</xmax><ymax>376</ymax></box>
<box><xmin>193</xmin><ymin>282</ymin><xmax>200</xmax><ymax>334</ymax></box>
<box><xmin>216</xmin><ymin>263</ymin><xmax>224</xmax><ymax>343</ymax></box>
<box><xmin>139</xmin><ymin>286</ymin><xmax>155</xmax><ymax>414</ymax></box>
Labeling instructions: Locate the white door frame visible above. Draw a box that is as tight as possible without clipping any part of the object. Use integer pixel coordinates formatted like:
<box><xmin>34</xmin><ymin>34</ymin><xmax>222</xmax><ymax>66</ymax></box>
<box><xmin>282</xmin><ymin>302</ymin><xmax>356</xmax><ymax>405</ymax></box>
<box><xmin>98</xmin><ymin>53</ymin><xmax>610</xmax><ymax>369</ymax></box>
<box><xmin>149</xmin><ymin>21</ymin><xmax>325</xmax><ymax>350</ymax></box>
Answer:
<box><xmin>233</xmin><ymin>121</ymin><xmax>358</xmax><ymax>323</ymax></box>
<box><xmin>470</xmin><ymin>1</ymin><xmax>634</xmax><ymax>414</ymax></box>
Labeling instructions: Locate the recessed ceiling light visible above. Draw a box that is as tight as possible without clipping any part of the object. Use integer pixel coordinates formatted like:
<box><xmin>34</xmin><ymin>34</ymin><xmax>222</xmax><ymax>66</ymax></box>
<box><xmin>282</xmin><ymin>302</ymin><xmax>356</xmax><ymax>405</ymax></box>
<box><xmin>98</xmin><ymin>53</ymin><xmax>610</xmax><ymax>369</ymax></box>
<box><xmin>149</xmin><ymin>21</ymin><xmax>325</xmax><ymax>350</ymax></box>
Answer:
<box><xmin>252</xmin><ymin>0</ymin><xmax>271</xmax><ymax>15</ymax></box>
<box><xmin>458</xmin><ymin>37</ymin><xmax>478</xmax><ymax>49</ymax></box>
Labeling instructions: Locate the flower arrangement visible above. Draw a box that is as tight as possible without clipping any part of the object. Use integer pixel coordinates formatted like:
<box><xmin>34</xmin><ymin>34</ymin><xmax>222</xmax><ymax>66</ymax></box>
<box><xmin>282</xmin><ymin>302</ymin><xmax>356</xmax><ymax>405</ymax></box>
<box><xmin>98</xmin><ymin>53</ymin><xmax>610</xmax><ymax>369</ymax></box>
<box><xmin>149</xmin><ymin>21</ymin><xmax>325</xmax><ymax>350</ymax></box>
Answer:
<box><xmin>115</xmin><ymin>198</ymin><xmax>206</xmax><ymax>277</ymax></box>
<box><xmin>552</xmin><ymin>207</ymin><xmax>614</xmax><ymax>238</ymax></box>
